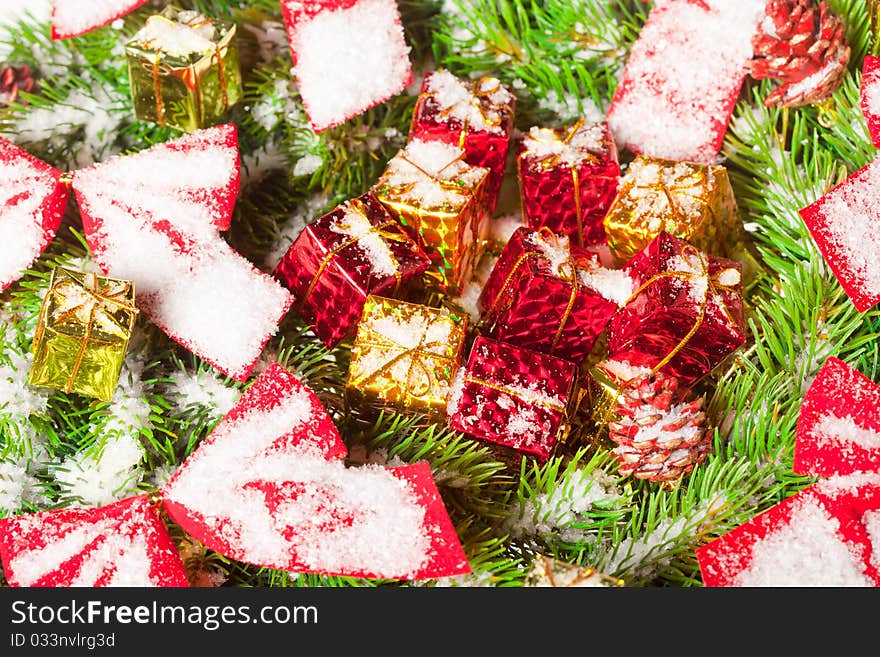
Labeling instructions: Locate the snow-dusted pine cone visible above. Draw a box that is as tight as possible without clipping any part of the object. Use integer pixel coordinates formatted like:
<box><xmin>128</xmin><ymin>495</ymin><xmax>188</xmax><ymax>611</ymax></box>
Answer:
<box><xmin>750</xmin><ymin>0</ymin><xmax>850</xmax><ymax>108</ymax></box>
<box><xmin>0</xmin><ymin>65</ymin><xmax>34</xmax><ymax>107</ymax></box>
<box><xmin>608</xmin><ymin>372</ymin><xmax>711</xmax><ymax>483</ymax></box>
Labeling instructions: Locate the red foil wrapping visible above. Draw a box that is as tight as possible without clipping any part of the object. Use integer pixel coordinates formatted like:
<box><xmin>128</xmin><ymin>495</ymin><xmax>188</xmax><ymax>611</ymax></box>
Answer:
<box><xmin>409</xmin><ymin>70</ymin><xmax>515</xmax><ymax>214</ymax></box>
<box><xmin>606</xmin><ymin>231</ymin><xmax>746</xmax><ymax>386</ymax></box>
<box><xmin>273</xmin><ymin>191</ymin><xmax>431</xmax><ymax>348</ymax></box>
<box><xmin>447</xmin><ymin>336</ymin><xmax>578</xmax><ymax>461</ymax></box>
<box><xmin>478</xmin><ymin>227</ymin><xmax>630</xmax><ymax>364</ymax></box>
<box><xmin>517</xmin><ymin>118</ymin><xmax>620</xmax><ymax>247</ymax></box>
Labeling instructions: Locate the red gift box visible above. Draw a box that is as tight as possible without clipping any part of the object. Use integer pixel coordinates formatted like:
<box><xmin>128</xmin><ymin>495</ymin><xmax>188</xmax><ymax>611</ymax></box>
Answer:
<box><xmin>273</xmin><ymin>191</ymin><xmax>431</xmax><ymax>348</ymax></box>
<box><xmin>606</xmin><ymin>231</ymin><xmax>746</xmax><ymax>386</ymax></box>
<box><xmin>607</xmin><ymin>0</ymin><xmax>762</xmax><ymax>164</ymax></box>
<box><xmin>478</xmin><ymin>227</ymin><xmax>632</xmax><ymax>364</ymax></box>
<box><xmin>409</xmin><ymin>70</ymin><xmax>515</xmax><ymax>214</ymax></box>
<box><xmin>516</xmin><ymin>118</ymin><xmax>620</xmax><ymax>247</ymax></box>
<box><xmin>447</xmin><ymin>335</ymin><xmax>578</xmax><ymax>461</ymax></box>
<box><xmin>860</xmin><ymin>56</ymin><xmax>880</xmax><ymax>147</ymax></box>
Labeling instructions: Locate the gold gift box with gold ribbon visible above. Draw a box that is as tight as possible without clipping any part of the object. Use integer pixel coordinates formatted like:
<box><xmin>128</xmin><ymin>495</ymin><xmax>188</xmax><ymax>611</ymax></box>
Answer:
<box><xmin>373</xmin><ymin>138</ymin><xmax>490</xmax><ymax>296</ymax></box>
<box><xmin>602</xmin><ymin>155</ymin><xmax>741</xmax><ymax>261</ymax></box>
<box><xmin>125</xmin><ymin>6</ymin><xmax>242</xmax><ymax>133</ymax></box>
<box><xmin>29</xmin><ymin>267</ymin><xmax>138</xmax><ymax>402</ymax></box>
<box><xmin>346</xmin><ymin>295</ymin><xmax>467</xmax><ymax>418</ymax></box>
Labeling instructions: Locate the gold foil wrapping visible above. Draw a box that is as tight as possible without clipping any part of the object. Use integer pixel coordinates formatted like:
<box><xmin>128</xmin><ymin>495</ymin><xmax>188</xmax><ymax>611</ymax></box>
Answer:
<box><xmin>29</xmin><ymin>267</ymin><xmax>137</xmax><ymax>402</ymax></box>
<box><xmin>346</xmin><ymin>295</ymin><xmax>467</xmax><ymax>417</ymax></box>
<box><xmin>523</xmin><ymin>556</ymin><xmax>624</xmax><ymax>587</ymax></box>
<box><xmin>373</xmin><ymin>148</ymin><xmax>489</xmax><ymax>296</ymax></box>
<box><xmin>125</xmin><ymin>6</ymin><xmax>242</xmax><ymax>133</ymax></box>
<box><xmin>603</xmin><ymin>155</ymin><xmax>741</xmax><ymax>260</ymax></box>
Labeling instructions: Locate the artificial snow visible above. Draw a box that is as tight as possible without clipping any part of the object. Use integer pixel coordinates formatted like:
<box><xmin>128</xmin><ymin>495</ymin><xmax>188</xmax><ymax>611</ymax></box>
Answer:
<box><xmin>865</xmin><ymin>66</ymin><xmax>880</xmax><ymax>119</ymax></box>
<box><xmin>733</xmin><ymin>496</ymin><xmax>873</xmax><ymax>586</ymax></box>
<box><xmin>423</xmin><ymin>70</ymin><xmax>513</xmax><ymax>134</ymax></box>
<box><xmin>129</xmin><ymin>15</ymin><xmax>215</xmax><ymax>59</ymax></box>
<box><xmin>812</xmin><ymin>413</ymin><xmax>880</xmax><ymax>452</ymax></box>
<box><xmin>285</xmin><ymin>0</ymin><xmax>412</xmax><ymax>132</ymax></box>
<box><xmin>51</xmin><ymin>0</ymin><xmax>147</xmax><ymax>40</ymax></box>
<box><xmin>54</xmin><ymin>433</ymin><xmax>144</xmax><ymax>507</ymax></box>
<box><xmin>163</xmin><ymin>381</ymin><xmax>434</xmax><ymax>577</ymax></box>
<box><xmin>608</xmin><ymin>0</ymin><xmax>765</xmax><ymax>163</ymax></box>
<box><xmin>520</xmin><ymin>120</ymin><xmax>608</xmax><ymax>166</ymax></box>
<box><xmin>864</xmin><ymin>509</ymin><xmax>880</xmax><ymax>571</ymax></box>
<box><xmin>381</xmin><ymin>138</ymin><xmax>487</xmax><ymax>210</ymax></box>
<box><xmin>524</xmin><ymin>229</ymin><xmax>633</xmax><ymax>305</ymax></box>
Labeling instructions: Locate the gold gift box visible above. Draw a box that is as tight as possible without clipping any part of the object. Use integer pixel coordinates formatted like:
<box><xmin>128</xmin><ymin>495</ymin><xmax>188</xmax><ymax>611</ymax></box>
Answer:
<box><xmin>29</xmin><ymin>268</ymin><xmax>137</xmax><ymax>402</ymax></box>
<box><xmin>603</xmin><ymin>155</ymin><xmax>741</xmax><ymax>260</ymax></box>
<box><xmin>346</xmin><ymin>295</ymin><xmax>467</xmax><ymax>418</ymax></box>
<box><xmin>125</xmin><ymin>6</ymin><xmax>242</xmax><ymax>133</ymax></box>
<box><xmin>523</xmin><ymin>556</ymin><xmax>624</xmax><ymax>587</ymax></box>
<box><xmin>373</xmin><ymin>140</ymin><xmax>489</xmax><ymax>296</ymax></box>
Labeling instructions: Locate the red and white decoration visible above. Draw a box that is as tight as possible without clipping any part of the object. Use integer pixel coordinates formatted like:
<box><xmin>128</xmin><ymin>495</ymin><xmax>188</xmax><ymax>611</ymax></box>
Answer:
<box><xmin>0</xmin><ymin>137</ymin><xmax>69</xmax><ymax>293</ymax></box>
<box><xmin>162</xmin><ymin>363</ymin><xmax>470</xmax><ymax>581</ymax></box>
<box><xmin>607</xmin><ymin>0</ymin><xmax>764</xmax><ymax>163</ymax></box>
<box><xmin>281</xmin><ymin>0</ymin><xmax>412</xmax><ymax>133</ymax></box>
<box><xmin>73</xmin><ymin>124</ymin><xmax>294</xmax><ymax>382</ymax></box>
<box><xmin>794</xmin><ymin>357</ymin><xmax>880</xmax><ymax>479</ymax></box>
<box><xmin>860</xmin><ymin>56</ymin><xmax>880</xmax><ymax>148</ymax></box>
<box><xmin>697</xmin><ymin>357</ymin><xmax>880</xmax><ymax>586</ymax></box>
<box><xmin>0</xmin><ymin>495</ymin><xmax>188</xmax><ymax>587</ymax></box>
<box><xmin>51</xmin><ymin>0</ymin><xmax>149</xmax><ymax>40</ymax></box>
<box><xmin>799</xmin><ymin>159</ymin><xmax>880</xmax><ymax>313</ymax></box>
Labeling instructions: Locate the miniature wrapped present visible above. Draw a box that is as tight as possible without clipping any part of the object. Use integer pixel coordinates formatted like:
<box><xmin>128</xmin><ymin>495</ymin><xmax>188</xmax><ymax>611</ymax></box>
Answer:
<box><xmin>125</xmin><ymin>6</ymin><xmax>242</xmax><ymax>132</ymax></box>
<box><xmin>602</xmin><ymin>155</ymin><xmax>741</xmax><ymax>261</ymax></box>
<box><xmin>409</xmin><ymin>70</ymin><xmax>515</xmax><ymax>213</ymax></box>
<box><xmin>478</xmin><ymin>227</ymin><xmax>632</xmax><ymax>364</ymax></box>
<box><xmin>346</xmin><ymin>295</ymin><xmax>468</xmax><ymax>418</ymax></box>
<box><xmin>517</xmin><ymin>118</ymin><xmax>620</xmax><ymax>247</ymax></box>
<box><xmin>28</xmin><ymin>267</ymin><xmax>137</xmax><ymax>402</ymax></box>
<box><xmin>606</xmin><ymin>232</ymin><xmax>746</xmax><ymax>387</ymax></box>
<box><xmin>373</xmin><ymin>138</ymin><xmax>490</xmax><ymax>295</ymax></box>
<box><xmin>273</xmin><ymin>192</ymin><xmax>431</xmax><ymax>348</ymax></box>
<box><xmin>447</xmin><ymin>335</ymin><xmax>578</xmax><ymax>461</ymax></box>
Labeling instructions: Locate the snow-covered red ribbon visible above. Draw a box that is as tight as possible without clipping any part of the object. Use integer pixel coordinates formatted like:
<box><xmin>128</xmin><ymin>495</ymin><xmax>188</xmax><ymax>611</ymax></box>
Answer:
<box><xmin>696</xmin><ymin>357</ymin><xmax>880</xmax><ymax>586</ymax></box>
<box><xmin>0</xmin><ymin>365</ymin><xmax>470</xmax><ymax>586</ymax></box>
<box><xmin>2</xmin><ymin>124</ymin><xmax>294</xmax><ymax>383</ymax></box>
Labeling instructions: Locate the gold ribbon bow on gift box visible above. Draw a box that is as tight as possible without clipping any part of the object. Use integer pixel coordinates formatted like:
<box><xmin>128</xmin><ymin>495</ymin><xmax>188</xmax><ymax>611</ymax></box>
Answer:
<box><xmin>299</xmin><ymin>198</ymin><xmax>411</xmax><ymax>309</ymax></box>
<box><xmin>411</xmin><ymin>75</ymin><xmax>506</xmax><ymax>149</ymax></box>
<box><xmin>348</xmin><ymin>298</ymin><xmax>464</xmax><ymax>414</ymax></box>
<box><xmin>481</xmin><ymin>227</ymin><xmax>594</xmax><ymax>354</ymax></box>
<box><xmin>518</xmin><ymin>118</ymin><xmax>617</xmax><ymax>248</ymax></box>
<box><xmin>605</xmin><ymin>158</ymin><xmax>732</xmax><ymax>259</ymax></box>
<box><xmin>30</xmin><ymin>268</ymin><xmax>138</xmax><ymax>401</ymax></box>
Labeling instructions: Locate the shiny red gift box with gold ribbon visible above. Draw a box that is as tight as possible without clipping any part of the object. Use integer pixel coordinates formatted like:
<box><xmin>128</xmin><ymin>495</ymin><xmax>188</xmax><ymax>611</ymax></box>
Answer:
<box><xmin>409</xmin><ymin>70</ymin><xmax>515</xmax><ymax>214</ymax></box>
<box><xmin>478</xmin><ymin>227</ymin><xmax>632</xmax><ymax>364</ymax></box>
<box><xmin>517</xmin><ymin>118</ymin><xmax>620</xmax><ymax>247</ymax></box>
<box><xmin>447</xmin><ymin>335</ymin><xmax>579</xmax><ymax>461</ymax></box>
<box><xmin>273</xmin><ymin>192</ymin><xmax>431</xmax><ymax>348</ymax></box>
<box><xmin>606</xmin><ymin>231</ymin><xmax>746</xmax><ymax>386</ymax></box>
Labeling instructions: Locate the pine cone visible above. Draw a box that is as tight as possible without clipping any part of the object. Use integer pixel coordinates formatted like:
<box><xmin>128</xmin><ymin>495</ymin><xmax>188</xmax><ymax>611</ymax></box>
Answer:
<box><xmin>608</xmin><ymin>372</ymin><xmax>710</xmax><ymax>483</ymax></box>
<box><xmin>0</xmin><ymin>65</ymin><xmax>35</xmax><ymax>107</ymax></box>
<box><xmin>750</xmin><ymin>0</ymin><xmax>850</xmax><ymax>108</ymax></box>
